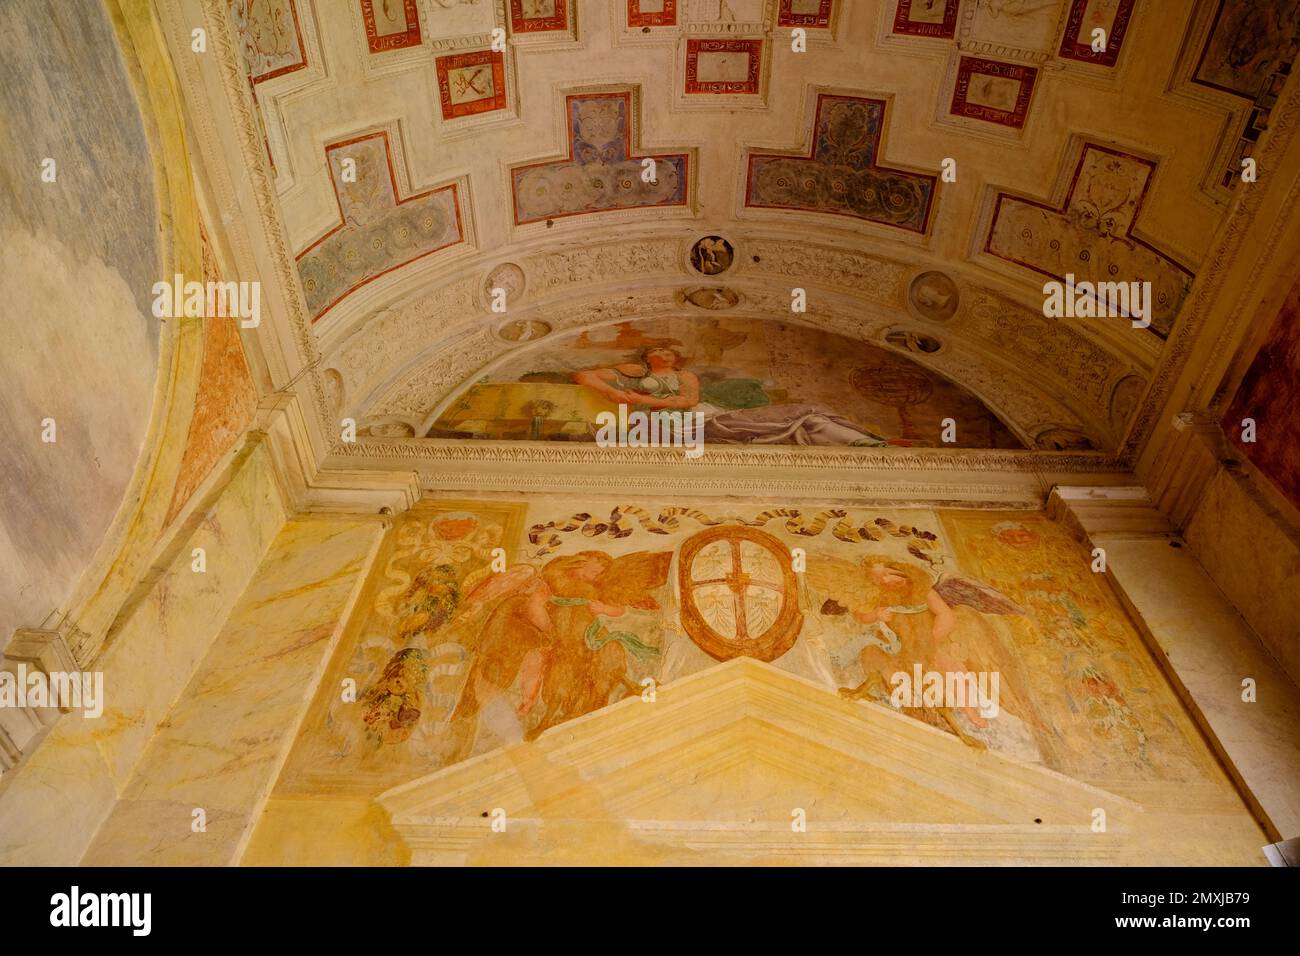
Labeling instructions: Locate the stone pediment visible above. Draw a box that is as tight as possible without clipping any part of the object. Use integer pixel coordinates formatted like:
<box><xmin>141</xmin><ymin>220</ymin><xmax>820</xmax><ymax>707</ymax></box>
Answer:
<box><xmin>378</xmin><ymin>658</ymin><xmax>1142</xmax><ymax>865</ymax></box>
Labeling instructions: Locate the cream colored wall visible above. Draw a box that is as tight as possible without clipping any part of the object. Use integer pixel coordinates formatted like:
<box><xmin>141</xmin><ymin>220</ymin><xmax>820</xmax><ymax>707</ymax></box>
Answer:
<box><xmin>81</xmin><ymin>513</ymin><xmax>384</xmax><ymax>865</ymax></box>
<box><xmin>1050</xmin><ymin>485</ymin><xmax>1300</xmax><ymax>846</ymax></box>
<box><xmin>0</xmin><ymin>440</ymin><xmax>289</xmax><ymax>864</ymax></box>
<box><xmin>1185</xmin><ymin>459</ymin><xmax>1300</xmax><ymax>691</ymax></box>
<box><xmin>243</xmin><ymin>797</ymin><xmax>408</xmax><ymax>866</ymax></box>
<box><xmin>0</xmin><ymin>438</ymin><xmax>395</xmax><ymax>866</ymax></box>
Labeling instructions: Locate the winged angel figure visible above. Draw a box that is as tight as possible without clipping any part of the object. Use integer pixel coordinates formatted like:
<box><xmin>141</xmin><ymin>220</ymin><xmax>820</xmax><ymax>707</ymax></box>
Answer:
<box><xmin>435</xmin><ymin>550</ymin><xmax>672</xmax><ymax>762</ymax></box>
<box><xmin>806</xmin><ymin>555</ymin><xmax>1043</xmax><ymax>754</ymax></box>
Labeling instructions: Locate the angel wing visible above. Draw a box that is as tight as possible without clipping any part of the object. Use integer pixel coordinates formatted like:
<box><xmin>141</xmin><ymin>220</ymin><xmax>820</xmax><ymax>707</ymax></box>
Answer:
<box><xmin>434</xmin><ymin>564</ymin><xmax>544</xmax><ymax>652</ymax></box>
<box><xmin>461</xmin><ymin>564</ymin><xmax>538</xmax><ymax>608</ymax></box>
<box><xmin>804</xmin><ymin>555</ymin><xmax>864</xmax><ymax>611</ymax></box>
<box><xmin>598</xmin><ymin>551</ymin><xmax>673</xmax><ymax>608</ymax></box>
<box><xmin>933</xmin><ymin>575</ymin><xmax>1025</xmax><ymax>616</ymax></box>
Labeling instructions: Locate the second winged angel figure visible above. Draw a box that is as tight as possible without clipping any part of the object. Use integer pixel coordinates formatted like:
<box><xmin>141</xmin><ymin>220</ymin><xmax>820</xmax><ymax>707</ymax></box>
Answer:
<box><xmin>807</xmin><ymin>554</ymin><xmax>1045</xmax><ymax>757</ymax></box>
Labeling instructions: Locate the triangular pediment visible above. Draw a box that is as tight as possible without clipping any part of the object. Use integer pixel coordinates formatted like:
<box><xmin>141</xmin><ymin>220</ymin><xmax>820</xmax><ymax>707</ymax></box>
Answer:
<box><xmin>378</xmin><ymin>659</ymin><xmax>1147</xmax><ymax>865</ymax></box>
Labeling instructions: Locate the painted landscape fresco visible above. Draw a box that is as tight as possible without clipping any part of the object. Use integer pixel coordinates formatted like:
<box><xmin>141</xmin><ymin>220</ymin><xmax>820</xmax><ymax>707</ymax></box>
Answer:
<box><xmin>430</xmin><ymin>318</ymin><xmax>1024</xmax><ymax>448</ymax></box>
<box><xmin>281</xmin><ymin>498</ymin><xmax>1217</xmax><ymax>795</ymax></box>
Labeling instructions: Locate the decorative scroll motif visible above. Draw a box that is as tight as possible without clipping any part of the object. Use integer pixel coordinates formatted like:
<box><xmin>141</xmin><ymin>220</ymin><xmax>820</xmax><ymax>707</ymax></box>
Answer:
<box><xmin>296</xmin><ymin>132</ymin><xmax>463</xmax><ymax>320</ymax></box>
<box><xmin>334</xmin><ymin>276</ymin><xmax>480</xmax><ymax>395</ymax></box>
<box><xmin>745</xmin><ymin>95</ymin><xmax>937</xmax><ymax>232</ymax></box>
<box><xmin>523</xmin><ymin>239</ymin><xmax>679</xmax><ymax>296</ymax></box>
<box><xmin>527</xmin><ymin>505</ymin><xmax>941</xmax><ymax>555</ymax></box>
<box><xmin>510</xmin><ymin>92</ymin><xmax>689</xmax><ymax>225</ymax></box>
<box><xmin>985</xmin><ymin>143</ymin><xmax>1193</xmax><ymax>338</ymax></box>
<box><xmin>966</xmin><ymin>290</ymin><xmax>1123</xmax><ymax>404</ymax></box>
<box><xmin>228</xmin><ymin>0</ymin><xmax>307</xmax><ymax>83</ymax></box>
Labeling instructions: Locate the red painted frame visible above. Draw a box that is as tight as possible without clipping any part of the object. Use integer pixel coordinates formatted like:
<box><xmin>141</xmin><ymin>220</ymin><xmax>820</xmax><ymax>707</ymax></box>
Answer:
<box><xmin>509</xmin><ymin>91</ymin><xmax>690</xmax><ymax>226</ymax></box>
<box><xmin>1058</xmin><ymin>0</ymin><xmax>1135</xmax><ymax>68</ymax></box>
<box><xmin>685</xmin><ymin>38</ymin><xmax>763</xmax><ymax>95</ymax></box>
<box><xmin>778</xmin><ymin>0</ymin><xmax>833</xmax><ymax>29</ymax></box>
<box><xmin>628</xmin><ymin>0</ymin><xmax>677</xmax><ymax>28</ymax></box>
<box><xmin>743</xmin><ymin>94</ymin><xmax>938</xmax><ymax>234</ymax></box>
<box><xmin>893</xmin><ymin>0</ymin><xmax>960</xmax><ymax>39</ymax></box>
<box><xmin>361</xmin><ymin>0</ymin><xmax>421</xmax><ymax>53</ymax></box>
<box><xmin>436</xmin><ymin>50</ymin><xmax>508</xmax><ymax>119</ymax></box>
<box><xmin>983</xmin><ymin>142</ymin><xmax>1193</xmax><ymax>338</ymax></box>
<box><xmin>951</xmin><ymin>56</ymin><xmax>1038</xmax><ymax>129</ymax></box>
<box><xmin>246</xmin><ymin>0</ymin><xmax>309</xmax><ymax>83</ymax></box>
<box><xmin>298</xmin><ymin>132</ymin><xmax>465</xmax><ymax>321</ymax></box>
<box><xmin>509</xmin><ymin>0</ymin><xmax>569</xmax><ymax>33</ymax></box>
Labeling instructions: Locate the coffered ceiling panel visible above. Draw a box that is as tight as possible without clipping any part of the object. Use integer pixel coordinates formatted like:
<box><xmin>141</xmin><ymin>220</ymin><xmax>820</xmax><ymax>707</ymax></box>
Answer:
<box><xmin>202</xmin><ymin>0</ymin><xmax>1299</xmax><ymax>460</ymax></box>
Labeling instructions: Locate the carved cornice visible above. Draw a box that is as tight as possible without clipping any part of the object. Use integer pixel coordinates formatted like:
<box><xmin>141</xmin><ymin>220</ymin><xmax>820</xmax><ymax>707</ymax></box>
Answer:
<box><xmin>325</xmin><ymin>437</ymin><xmax>1129</xmax><ymax>504</ymax></box>
<box><xmin>320</xmin><ymin>433</ymin><xmax>1132</xmax><ymax>501</ymax></box>
<box><xmin>1046</xmin><ymin>485</ymin><xmax>1175</xmax><ymax>542</ymax></box>
<box><xmin>333</xmin><ymin>438</ymin><xmax>1123</xmax><ymax>471</ymax></box>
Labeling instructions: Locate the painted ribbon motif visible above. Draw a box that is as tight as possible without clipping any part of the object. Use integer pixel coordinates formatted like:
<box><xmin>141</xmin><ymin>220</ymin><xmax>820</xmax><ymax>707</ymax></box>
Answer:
<box><xmin>528</xmin><ymin>506</ymin><xmax>941</xmax><ymax>555</ymax></box>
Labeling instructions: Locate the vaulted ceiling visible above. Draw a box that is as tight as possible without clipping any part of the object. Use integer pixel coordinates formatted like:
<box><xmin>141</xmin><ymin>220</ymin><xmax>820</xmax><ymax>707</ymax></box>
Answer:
<box><xmin>204</xmin><ymin>0</ymin><xmax>1293</xmax><ymax>459</ymax></box>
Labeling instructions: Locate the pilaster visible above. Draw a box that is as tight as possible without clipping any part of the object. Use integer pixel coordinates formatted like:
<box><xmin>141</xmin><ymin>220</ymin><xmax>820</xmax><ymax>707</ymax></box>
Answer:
<box><xmin>1049</xmin><ymin>485</ymin><xmax>1300</xmax><ymax>844</ymax></box>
